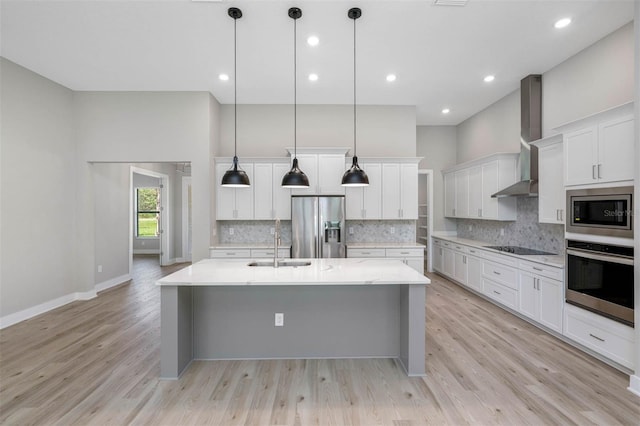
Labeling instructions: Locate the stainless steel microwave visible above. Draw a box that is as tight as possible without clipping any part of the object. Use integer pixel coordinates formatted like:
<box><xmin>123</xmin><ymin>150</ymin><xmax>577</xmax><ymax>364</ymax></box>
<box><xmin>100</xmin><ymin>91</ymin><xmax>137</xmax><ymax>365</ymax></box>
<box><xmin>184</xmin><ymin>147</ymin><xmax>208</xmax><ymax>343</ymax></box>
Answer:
<box><xmin>566</xmin><ymin>186</ymin><xmax>633</xmax><ymax>238</ymax></box>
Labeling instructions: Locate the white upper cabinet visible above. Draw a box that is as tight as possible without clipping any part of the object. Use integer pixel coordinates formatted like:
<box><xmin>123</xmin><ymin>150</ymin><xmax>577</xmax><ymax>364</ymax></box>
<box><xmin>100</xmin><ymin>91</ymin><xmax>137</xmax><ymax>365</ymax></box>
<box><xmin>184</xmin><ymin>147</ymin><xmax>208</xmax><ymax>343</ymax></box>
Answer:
<box><xmin>287</xmin><ymin>148</ymin><xmax>348</xmax><ymax>195</ymax></box>
<box><xmin>444</xmin><ymin>171</ymin><xmax>456</xmax><ymax>217</ymax></box>
<box><xmin>531</xmin><ymin>134</ymin><xmax>564</xmax><ymax>224</ymax></box>
<box><xmin>556</xmin><ymin>102</ymin><xmax>634</xmax><ymax>187</ymax></box>
<box><xmin>253</xmin><ymin>161</ymin><xmax>291</xmax><ymax>220</ymax></box>
<box><xmin>215</xmin><ymin>161</ymin><xmax>254</xmax><ymax>220</ymax></box>
<box><xmin>443</xmin><ymin>153</ymin><xmax>517</xmax><ymax>221</ymax></box>
<box><xmin>454</xmin><ymin>169</ymin><xmax>469</xmax><ymax>218</ymax></box>
<box><xmin>345</xmin><ymin>162</ymin><xmax>382</xmax><ymax>220</ymax></box>
<box><xmin>468</xmin><ymin>166</ymin><xmax>483</xmax><ymax>219</ymax></box>
<box><xmin>382</xmin><ymin>160</ymin><xmax>419</xmax><ymax>220</ymax></box>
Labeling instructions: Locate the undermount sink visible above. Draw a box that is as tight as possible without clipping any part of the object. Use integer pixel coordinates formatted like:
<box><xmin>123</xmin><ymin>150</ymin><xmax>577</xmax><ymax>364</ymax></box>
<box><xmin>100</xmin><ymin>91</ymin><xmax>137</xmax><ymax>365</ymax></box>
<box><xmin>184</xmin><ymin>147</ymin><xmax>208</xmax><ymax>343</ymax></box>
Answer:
<box><xmin>247</xmin><ymin>260</ymin><xmax>312</xmax><ymax>268</ymax></box>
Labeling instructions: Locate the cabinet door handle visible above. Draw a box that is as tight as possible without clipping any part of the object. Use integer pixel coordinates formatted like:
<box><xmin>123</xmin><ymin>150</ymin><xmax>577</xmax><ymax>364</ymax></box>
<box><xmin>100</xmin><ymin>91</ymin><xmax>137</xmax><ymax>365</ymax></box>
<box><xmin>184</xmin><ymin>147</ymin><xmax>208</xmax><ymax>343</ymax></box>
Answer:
<box><xmin>560</xmin><ymin>210</ymin><xmax>563</xmax><ymax>221</ymax></box>
<box><xmin>556</xmin><ymin>209</ymin><xmax>560</xmax><ymax>221</ymax></box>
<box><xmin>470</xmin><ymin>250</ymin><xmax>476</xmax><ymax>253</ymax></box>
<box><xmin>597</xmin><ymin>164</ymin><xmax>602</xmax><ymax>179</ymax></box>
<box><xmin>455</xmin><ymin>246</ymin><xmax>461</xmax><ymax>249</ymax></box>
<box><xmin>589</xmin><ymin>333</ymin><xmax>605</xmax><ymax>342</ymax></box>
<box><xmin>463</xmin><ymin>256</ymin><xmax>467</xmax><ymax>264</ymax></box>
<box><xmin>493</xmin><ymin>290</ymin><xmax>501</xmax><ymax>295</ymax></box>
<box><xmin>493</xmin><ymin>271</ymin><xmax>501</xmax><ymax>275</ymax></box>
<box><xmin>452</xmin><ymin>208</ymin><xmax>456</xmax><ymax>216</ymax></box>
<box><xmin>592</xmin><ymin>165</ymin><xmax>597</xmax><ymax>180</ymax></box>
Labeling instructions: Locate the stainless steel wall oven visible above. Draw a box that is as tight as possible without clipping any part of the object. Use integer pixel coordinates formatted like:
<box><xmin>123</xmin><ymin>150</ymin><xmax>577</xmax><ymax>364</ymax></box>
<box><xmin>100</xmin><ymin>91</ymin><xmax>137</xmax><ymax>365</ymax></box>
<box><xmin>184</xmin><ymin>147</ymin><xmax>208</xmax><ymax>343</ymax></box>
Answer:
<box><xmin>566</xmin><ymin>186</ymin><xmax>633</xmax><ymax>238</ymax></box>
<box><xmin>565</xmin><ymin>240</ymin><xmax>634</xmax><ymax>327</ymax></box>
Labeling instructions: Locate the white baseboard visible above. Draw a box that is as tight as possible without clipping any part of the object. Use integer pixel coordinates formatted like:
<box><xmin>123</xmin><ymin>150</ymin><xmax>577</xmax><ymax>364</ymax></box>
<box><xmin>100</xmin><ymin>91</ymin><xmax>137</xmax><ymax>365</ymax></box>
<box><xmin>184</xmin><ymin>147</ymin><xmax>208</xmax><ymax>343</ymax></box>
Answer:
<box><xmin>95</xmin><ymin>273</ymin><xmax>132</xmax><ymax>293</ymax></box>
<box><xmin>0</xmin><ymin>290</ymin><xmax>96</xmax><ymax>329</ymax></box>
<box><xmin>133</xmin><ymin>249</ymin><xmax>160</xmax><ymax>255</ymax></box>
<box><xmin>0</xmin><ymin>274</ymin><xmax>132</xmax><ymax>329</ymax></box>
<box><xmin>629</xmin><ymin>375</ymin><xmax>640</xmax><ymax>397</ymax></box>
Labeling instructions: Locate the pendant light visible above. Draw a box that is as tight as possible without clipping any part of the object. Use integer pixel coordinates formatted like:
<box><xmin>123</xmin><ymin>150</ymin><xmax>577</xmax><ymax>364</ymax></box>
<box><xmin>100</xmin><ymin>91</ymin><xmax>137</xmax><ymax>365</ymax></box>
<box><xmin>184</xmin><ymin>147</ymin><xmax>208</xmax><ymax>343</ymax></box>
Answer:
<box><xmin>221</xmin><ymin>7</ymin><xmax>251</xmax><ymax>187</ymax></box>
<box><xmin>282</xmin><ymin>7</ymin><xmax>310</xmax><ymax>188</ymax></box>
<box><xmin>342</xmin><ymin>7</ymin><xmax>369</xmax><ymax>187</ymax></box>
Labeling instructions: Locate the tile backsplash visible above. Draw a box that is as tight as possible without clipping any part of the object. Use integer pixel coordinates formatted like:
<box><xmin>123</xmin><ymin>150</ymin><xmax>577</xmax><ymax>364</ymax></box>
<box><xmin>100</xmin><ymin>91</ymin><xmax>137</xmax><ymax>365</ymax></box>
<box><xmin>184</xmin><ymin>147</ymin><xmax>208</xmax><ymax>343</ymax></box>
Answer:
<box><xmin>217</xmin><ymin>220</ymin><xmax>416</xmax><ymax>245</ymax></box>
<box><xmin>456</xmin><ymin>197</ymin><xmax>564</xmax><ymax>254</ymax></box>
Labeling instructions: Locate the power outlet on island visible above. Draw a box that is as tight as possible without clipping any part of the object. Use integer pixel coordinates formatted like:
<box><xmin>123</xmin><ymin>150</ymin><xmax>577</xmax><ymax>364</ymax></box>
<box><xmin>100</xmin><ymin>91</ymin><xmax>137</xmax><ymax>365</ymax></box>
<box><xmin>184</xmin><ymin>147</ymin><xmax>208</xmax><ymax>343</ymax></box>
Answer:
<box><xmin>274</xmin><ymin>313</ymin><xmax>284</xmax><ymax>327</ymax></box>
<box><xmin>97</xmin><ymin>265</ymin><xmax>103</xmax><ymax>273</ymax></box>
<box><xmin>229</xmin><ymin>228</ymin><xmax>234</xmax><ymax>236</ymax></box>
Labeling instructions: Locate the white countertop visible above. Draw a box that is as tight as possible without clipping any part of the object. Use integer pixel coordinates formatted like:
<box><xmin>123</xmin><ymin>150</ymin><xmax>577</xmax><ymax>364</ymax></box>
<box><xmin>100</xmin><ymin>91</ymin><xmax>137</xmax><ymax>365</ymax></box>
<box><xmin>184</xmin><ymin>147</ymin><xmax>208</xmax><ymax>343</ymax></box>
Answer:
<box><xmin>346</xmin><ymin>242</ymin><xmax>426</xmax><ymax>249</ymax></box>
<box><xmin>431</xmin><ymin>232</ymin><xmax>565</xmax><ymax>268</ymax></box>
<box><xmin>157</xmin><ymin>258</ymin><xmax>431</xmax><ymax>287</ymax></box>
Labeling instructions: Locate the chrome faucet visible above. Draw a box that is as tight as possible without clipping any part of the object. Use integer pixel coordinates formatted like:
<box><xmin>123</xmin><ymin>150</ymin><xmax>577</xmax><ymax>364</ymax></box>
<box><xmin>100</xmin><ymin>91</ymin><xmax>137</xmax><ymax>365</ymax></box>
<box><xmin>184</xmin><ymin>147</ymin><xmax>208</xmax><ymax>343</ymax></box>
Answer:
<box><xmin>273</xmin><ymin>218</ymin><xmax>281</xmax><ymax>268</ymax></box>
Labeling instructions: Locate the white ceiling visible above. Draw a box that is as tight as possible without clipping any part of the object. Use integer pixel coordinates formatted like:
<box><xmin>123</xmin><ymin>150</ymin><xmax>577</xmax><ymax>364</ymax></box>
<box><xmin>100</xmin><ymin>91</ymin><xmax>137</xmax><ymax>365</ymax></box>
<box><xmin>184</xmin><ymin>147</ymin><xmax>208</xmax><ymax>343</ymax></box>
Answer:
<box><xmin>0</xmin><ymin>0</ymin><xmax>634</xmax><ymax>125</ymax></box>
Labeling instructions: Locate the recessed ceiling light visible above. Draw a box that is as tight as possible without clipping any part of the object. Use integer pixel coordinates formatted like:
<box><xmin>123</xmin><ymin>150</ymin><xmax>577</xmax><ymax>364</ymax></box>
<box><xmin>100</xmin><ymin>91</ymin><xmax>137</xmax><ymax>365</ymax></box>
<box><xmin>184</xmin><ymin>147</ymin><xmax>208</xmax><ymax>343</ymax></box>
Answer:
<box><xmin>484</xmin><ymin>75</ymin><xmax>495</xmax><ymax>83</ymax></box>
<box><xmin>554</xmin><ymin>17</ymin><xmax>572</xmax><ymax>29</ymax></box>
<box><xmin>219</xmin><ymin>74</ymin><xmax>229</xmax><ymax>81</ymax></box>
<box><xmin>308</xmin><ymin>73</ymin><xmax>318</xmax><ymax>82</ymax></box>
<box><xmin>386</xmin><ymin>74</ymin><xmax>397</xmax><ymax>82</ymax></box>
<box><xmin>307</xmin><ymin>36</ymin><xmax>319</xmax><ymax>46</ymax></box>
<box><xmin>442</xmin><ymin>108</ymin><xmax>451</xmax><ymax>114</ymax></box>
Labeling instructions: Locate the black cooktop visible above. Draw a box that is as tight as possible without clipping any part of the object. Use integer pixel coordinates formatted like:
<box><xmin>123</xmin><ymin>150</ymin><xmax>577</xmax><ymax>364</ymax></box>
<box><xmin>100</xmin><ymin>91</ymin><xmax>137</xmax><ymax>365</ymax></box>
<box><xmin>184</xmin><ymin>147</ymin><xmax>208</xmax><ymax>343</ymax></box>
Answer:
<box><xmin>484</xmin><ymin>246</ymin><xmax>556</xmax><ymax>256</ymax></box>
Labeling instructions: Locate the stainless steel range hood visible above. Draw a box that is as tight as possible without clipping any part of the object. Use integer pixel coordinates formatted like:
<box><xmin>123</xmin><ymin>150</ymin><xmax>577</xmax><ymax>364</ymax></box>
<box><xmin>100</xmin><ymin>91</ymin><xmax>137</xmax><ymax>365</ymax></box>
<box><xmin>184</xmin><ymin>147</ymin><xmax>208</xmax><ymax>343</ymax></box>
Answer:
<box><xmin>492</xmin><ymin>74</ymin><xmax>542</xmax><ymax>198</ymax></box>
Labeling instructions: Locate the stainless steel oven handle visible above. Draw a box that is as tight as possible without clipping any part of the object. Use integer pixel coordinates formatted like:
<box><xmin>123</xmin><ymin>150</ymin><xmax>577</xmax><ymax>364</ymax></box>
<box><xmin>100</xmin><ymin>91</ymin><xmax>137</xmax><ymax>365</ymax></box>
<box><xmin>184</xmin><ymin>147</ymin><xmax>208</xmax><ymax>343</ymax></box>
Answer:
<box><xmin>566</xmin><ymin>249</ymin><xmax>634</xmax><ymax>266</ymax></box>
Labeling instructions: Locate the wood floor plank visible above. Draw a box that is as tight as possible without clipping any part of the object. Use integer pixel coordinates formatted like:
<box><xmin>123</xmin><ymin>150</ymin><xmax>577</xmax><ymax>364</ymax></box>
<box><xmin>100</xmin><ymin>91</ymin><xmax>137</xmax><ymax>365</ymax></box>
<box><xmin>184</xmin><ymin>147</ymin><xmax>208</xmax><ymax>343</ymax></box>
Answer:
<box><xmin>1</xmin><ymin>257</ymin><xmax>638</xmax><ymax>425</ymax></box>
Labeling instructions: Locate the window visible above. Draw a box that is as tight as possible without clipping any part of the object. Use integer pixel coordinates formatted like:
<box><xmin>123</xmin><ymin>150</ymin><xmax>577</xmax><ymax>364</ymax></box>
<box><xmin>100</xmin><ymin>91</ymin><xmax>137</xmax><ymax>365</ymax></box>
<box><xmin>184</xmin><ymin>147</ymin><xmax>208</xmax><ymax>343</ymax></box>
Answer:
<box><xmin>136</xmin><ymin>187</ymin><xmax>160</xmax><ymax>237</ymax></box>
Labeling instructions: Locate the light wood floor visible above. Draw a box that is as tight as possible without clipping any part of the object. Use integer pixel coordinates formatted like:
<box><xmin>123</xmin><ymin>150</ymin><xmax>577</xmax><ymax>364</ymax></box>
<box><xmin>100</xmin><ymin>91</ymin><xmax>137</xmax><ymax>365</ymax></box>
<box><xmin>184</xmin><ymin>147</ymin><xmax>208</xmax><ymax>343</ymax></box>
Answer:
<box><xmin>1</xmin><ymin>256</ymin><xmax>638</xmax><ymax>425</ymax></box>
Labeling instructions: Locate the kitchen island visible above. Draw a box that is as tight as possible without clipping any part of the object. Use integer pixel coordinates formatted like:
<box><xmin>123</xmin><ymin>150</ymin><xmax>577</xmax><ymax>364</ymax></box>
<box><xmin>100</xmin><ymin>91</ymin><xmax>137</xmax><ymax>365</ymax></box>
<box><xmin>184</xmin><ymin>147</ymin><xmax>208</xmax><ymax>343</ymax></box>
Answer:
<box><xmin>157</xmin><ymin>258</ymin><xmax>430</xmax><ymax>379</ymax></box>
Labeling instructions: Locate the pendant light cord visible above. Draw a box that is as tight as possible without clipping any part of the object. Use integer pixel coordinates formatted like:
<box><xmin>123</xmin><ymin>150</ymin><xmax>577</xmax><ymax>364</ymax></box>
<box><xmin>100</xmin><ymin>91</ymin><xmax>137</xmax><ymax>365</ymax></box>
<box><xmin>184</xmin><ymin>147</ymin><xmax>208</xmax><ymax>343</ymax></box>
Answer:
<box><xmin>233</xmin><ymin>16</ymin><xmax>238</xmax><ymax>159</ymax></box>
<box><xmin>353</xmin><ymin>14</ymin><xmax>357</xmax><ymax>157</ymax></box>
<box><xmin>293</xmin><ymin>16</ymin><xmax>297</xmax><ymax>158</ymax></box>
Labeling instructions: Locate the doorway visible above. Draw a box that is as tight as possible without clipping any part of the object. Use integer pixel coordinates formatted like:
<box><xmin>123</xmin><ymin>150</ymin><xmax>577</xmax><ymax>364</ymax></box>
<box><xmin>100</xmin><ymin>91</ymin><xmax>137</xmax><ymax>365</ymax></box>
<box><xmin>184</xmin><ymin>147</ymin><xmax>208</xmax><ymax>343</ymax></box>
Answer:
<box><xmin>418</xmin><ymin>170</ymin><xmax>434</xmax><ymax>272</ymax></box>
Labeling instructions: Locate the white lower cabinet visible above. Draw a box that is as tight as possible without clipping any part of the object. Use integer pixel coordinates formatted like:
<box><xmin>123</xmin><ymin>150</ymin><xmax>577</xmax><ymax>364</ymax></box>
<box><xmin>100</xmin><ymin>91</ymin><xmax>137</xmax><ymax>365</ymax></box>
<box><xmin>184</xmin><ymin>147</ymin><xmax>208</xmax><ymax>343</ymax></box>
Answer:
<box><xmin>442</xmin><ymin>246</ymin><xmax>455</xmax><ymax>278</ymax></box>
<box><xmin>482</xmin><ymin>278</ymin><xmax>518</xmax><ymax>309</ymax></box>
<box><xmin>453</xmin><ymin>250</ymin><xmax>468</xmax><ymax>285</ymax></box>
<box><xmin>466</xmin><ymin>255</ymin><xmax>482</xmax><ymax>292</ymax></box>
<box><xmin>432</xmin><ymin>239</ymin><xmax>443</xmax><ymax>272</ymax></box>
<box><xmin>209</xmin><ymin>247</ymin><xmax>290</xmax><ymax>259</ymax></box>
<box><xmin>517</xmin><ymin>260</ymin><xmax>564</xmax><ymax>333</ymax></box>
<box><xmin>347</xmin><ymin>246</ymin><xmax>424</xmax><ymax>274</ymax></box>
<box><xmin>564</xmin><ymin>304</ymin><xmax>634</xmax><ymax>369</ymax></box>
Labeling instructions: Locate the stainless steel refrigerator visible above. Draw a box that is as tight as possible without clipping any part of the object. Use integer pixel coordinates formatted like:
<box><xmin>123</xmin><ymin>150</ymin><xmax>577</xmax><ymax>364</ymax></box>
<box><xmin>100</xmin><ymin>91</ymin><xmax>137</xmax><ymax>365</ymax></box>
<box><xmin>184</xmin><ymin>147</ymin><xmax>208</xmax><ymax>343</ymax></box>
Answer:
<box><xmin>291</xmin><ymin>195</ymin><xmax>346</xmax><ymax>258</ymax></box>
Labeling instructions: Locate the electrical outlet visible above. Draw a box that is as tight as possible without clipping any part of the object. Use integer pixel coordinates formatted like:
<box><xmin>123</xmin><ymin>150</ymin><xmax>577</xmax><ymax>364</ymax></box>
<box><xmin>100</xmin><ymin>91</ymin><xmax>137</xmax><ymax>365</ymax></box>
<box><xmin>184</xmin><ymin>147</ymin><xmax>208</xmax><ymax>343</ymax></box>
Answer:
<box><xmin>229</xmin><ymin>228</ymin><xmax>234</xmax><ymax>235</ymax></box>
<box><xmin>390</xmin><ymin>227</ymin><xmax>395</xmax><ymax>234</ymax></box>
<box><xmin>97</xmin><ymin>265</ymin><xmax>103</xmax><ymax>273</ymax></box>
<box><xmin>141</xmin><ymin>241</ymin><xmax>145</xmax><ymax>246</ymax></box>
<box><xmin>270</xmin><ymin>227</ymin><xmax>275</xmax><ymax>235</ymax></box>
<box><xmin>275</xmin><ymin>313</ymin><xmax>284</xmax><ymax>327</ymax></box>
<box><xmin>500</xmin><ymin>228</ymin><xmax>504</xmax><ymax>236</ymax></box>
<box><xmin>349</xmin><ymin>227</ymin><xmax>354</xmax><ymax>235</ymax></box>
<box><xmin>468</xmin><ymin>225</ymin><xmax>472</xmax><ymax>232</ymax></box>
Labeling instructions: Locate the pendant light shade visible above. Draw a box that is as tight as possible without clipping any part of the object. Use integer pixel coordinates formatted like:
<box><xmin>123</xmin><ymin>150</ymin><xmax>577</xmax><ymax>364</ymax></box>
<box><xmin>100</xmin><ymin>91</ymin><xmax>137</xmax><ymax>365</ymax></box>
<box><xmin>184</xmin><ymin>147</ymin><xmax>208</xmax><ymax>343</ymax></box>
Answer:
<box><xmin>342</xmin><ymin>7</ymin><xmax>369</xmax><ymax>187</ymax></box>
<box><xmin>282</xmin><ymin>7</ymin><xmax>309</xmax><ymax>188</ymax></box>
<box><xmin>221</xmin><ymin>7</ymin><xmax>250</xmax><ymax>188</ymax></box>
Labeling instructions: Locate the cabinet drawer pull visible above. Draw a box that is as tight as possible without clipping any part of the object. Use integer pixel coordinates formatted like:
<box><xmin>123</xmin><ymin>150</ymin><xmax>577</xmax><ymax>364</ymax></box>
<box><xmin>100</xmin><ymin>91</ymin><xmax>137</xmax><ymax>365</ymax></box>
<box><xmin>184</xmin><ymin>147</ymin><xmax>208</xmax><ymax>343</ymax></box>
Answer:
<box><xmin>533</xmin><ymin>267</ymin><xmax>543</xmax><ymax>272</ymax></box>
<box><xmin>493</xmin><ymin>271</ymin><xmax>501</xmax><ymax>275</ymax></box>
<box><xmin>400</xmin><ymin>252</ymin><xmax>410</xmax><ymax>255</ymax></box>
<box><xmin>226</xmin><ymin>252</ymin><xmax>236</xmax><ymax>256</ymax></box>
<box><xmin>361</xmin><ymin>252</ymin><xmax>371</xmax><ymax>255</ymax></box>
<box><xmin>589</xmin><ymin>333</ymin><xmax>605</xmax><ymax>342</ymax></box>
<box><xmin>493</xmin><ymin>290</ymin><xmax>501</xmax><ymax>295</ymax></box>
<box><xmin>455</xmin><ymin>246</ymin><xmax>461</xmax><ymax>249</ymax></box>
<box><xmin>469</xmin><ymin>250</ymin><xmax>476</xmax><ymax>253</ymax></box>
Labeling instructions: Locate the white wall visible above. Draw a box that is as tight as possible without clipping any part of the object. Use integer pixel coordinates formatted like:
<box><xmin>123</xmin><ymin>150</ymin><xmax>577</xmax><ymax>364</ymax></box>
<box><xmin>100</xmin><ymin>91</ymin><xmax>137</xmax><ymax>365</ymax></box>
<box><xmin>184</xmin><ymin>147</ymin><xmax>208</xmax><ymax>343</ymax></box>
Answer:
<box><xmin>416</xmin><ymin>126</ymin><xmax>457</xmax><ymax>232</ymax></box>
<box><xmin>456</xmin><ymin>90</ymin><xmax>521</xmax><ymax>164</ymax></box>
<box><xmin>94</xmin><ymin>163</ymin><xmax>131</xmax><ymax>282</ymax></box>
<box><xmin>0</xmin><ymin>58</ymin><xmax>76</xmax><ymax>316</ymax></box>
<box><xmin>543</xmin><ymin>22</ymin><xmax>635</xmax><ymax>133</ymax></box>
<box><xmin>73</xmin><ymin>92</ymin><xmax>217</xmax><ymax>294</ymax></box>
<box><xmin>219</xmin><ymin>104</ymin><xmax>417</xmax><ymax>157</ymax></box>
<box><xmin>456</xmin><ymin>22</ymin><xmax>634</xmax><ymax>161</ymax></box>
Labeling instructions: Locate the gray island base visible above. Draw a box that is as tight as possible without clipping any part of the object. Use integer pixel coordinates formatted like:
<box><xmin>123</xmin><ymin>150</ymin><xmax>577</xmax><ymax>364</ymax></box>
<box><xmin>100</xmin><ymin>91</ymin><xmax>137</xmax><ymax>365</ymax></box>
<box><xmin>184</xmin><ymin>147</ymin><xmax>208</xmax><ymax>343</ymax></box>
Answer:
<box><xmin>157</xmin><ymin>258</ymin><xmax>430</xmax><ymax>379</ymax></box>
